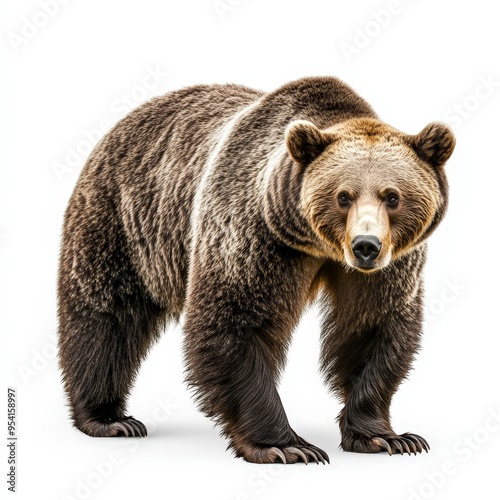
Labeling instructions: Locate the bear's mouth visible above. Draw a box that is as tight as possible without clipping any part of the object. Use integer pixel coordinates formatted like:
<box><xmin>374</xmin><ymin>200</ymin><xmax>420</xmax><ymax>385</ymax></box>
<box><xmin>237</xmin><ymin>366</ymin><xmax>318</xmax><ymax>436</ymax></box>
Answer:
<box><xmin>353</xmin><ymin>260</ymin><xmax>379</xmax><ymax>272</ymax></box>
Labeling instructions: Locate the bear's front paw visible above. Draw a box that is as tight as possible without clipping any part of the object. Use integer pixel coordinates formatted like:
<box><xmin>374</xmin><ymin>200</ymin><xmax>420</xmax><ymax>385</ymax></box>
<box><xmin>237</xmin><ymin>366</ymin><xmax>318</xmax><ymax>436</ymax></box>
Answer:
<box><xmin>342</xmin><ymin>433</ymin><xmax>429</xmax><ymax>455</ymax></box>
<box><xmin>234</xmin><ymin>439</ymin><xmax>330</xmax><ymax>464</ymax></box>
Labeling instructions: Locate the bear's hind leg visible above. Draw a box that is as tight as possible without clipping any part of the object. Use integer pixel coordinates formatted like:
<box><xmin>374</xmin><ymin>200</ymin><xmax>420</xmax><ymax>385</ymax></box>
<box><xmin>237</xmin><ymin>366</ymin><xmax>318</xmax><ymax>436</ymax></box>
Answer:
<box><xmin>58</xmin><ymin>194</ymin><xmax>168</xmax><ymax>438</ymax></box>
<box><xmin>58</xmin><ymin>289</ymin><xmax>166</xmax><ymax>437</ymax></box>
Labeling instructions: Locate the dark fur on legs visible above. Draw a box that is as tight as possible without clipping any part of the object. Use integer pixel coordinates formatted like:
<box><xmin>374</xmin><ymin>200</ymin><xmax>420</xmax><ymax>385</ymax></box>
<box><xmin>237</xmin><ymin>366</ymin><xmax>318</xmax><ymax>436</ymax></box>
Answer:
<box><xmin>183</xmin><ymin>246</ymin><xmax>330</xmax><ymax>464</ymax></box>
<box><xmin>58</xmin><ymin>195</ymin><xmax>167</xmax><ymax>437</ymax></box>
<box><xmin>320</xmin><ymin>253</ymin><xmax>430</xmax><ymax>455</ymax></box>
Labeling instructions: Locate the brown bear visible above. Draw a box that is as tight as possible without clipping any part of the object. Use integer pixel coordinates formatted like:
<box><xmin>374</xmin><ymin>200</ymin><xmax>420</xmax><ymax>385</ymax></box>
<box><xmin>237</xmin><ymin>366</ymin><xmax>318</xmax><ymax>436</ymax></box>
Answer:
<box><xmin>58</xmin><ymin>77</ymin><xmax>455</xmax><ymax>464</ymax></box>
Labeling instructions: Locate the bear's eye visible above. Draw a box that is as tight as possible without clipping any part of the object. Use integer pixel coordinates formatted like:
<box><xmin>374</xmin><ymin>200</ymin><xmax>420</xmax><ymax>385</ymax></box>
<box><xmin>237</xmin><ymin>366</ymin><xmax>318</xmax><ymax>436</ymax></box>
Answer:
<box><xmin>386</xmin><ymin>192</ymin><xmax>399</xmax><ymax>207</ymax></box>
<box><xmin>338</xmin><ymin>192</ymin><xmax>350</xmax><ymax>206</ymax></box>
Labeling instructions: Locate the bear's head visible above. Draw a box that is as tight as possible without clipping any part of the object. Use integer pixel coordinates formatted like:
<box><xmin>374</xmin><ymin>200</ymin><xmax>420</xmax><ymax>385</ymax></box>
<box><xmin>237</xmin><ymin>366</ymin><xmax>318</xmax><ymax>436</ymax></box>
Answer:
<box><xmin>286</xmin><ymin>117</ymin><xmax>455</xmax><ymax>272</ymax></box>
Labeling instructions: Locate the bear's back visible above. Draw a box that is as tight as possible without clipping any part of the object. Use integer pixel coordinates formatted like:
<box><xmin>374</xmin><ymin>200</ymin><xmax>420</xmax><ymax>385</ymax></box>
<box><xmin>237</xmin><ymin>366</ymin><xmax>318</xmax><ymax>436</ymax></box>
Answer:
<box><xmin>67</xmin><ymin>78</ymin><xmax>376</xmax><ymax>309</ymax></box>
<box><xmin>67</xmin><ymin>83</ymin><xmax>263</xmax><ymax>309</ymax></box>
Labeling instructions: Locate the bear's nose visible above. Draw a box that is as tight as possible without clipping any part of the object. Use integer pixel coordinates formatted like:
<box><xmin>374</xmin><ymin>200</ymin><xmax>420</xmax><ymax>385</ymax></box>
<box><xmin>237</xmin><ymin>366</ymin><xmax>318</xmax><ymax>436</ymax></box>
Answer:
<box><xmin>352</xmin><ymin>235</ymin><xmax>381</xmax><ymax>263</ymax></box>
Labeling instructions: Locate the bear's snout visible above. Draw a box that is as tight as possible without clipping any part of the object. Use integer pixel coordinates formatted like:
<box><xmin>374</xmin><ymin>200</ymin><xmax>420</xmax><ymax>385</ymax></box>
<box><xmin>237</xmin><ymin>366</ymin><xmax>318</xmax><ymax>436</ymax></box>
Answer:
<box><xmin>351</xmin><ymin>235</ymin><xmax>381</xmax><ymax>266</ymax></box>
<box><xmin>342</xmin><ymin>200</ymin><xmax>392</xmax><ymax>272</ymax></box>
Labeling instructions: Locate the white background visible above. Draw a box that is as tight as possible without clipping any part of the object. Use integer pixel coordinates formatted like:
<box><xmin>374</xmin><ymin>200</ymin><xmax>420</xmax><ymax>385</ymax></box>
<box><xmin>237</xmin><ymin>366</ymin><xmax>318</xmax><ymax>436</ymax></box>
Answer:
<box><xmin>2</xmin><ymin>0</ymin><xmax>499</xmax><ymax>499</ymax></box>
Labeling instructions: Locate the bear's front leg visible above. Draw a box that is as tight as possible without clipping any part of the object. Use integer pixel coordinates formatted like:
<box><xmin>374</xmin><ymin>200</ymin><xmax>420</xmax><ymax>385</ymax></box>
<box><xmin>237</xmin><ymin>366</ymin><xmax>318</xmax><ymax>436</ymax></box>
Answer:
<box><xmin>321</xmin><ymin>289</ymin><xmax>430</xmax><ymax>456</ymax></box>
<box><xmin>183</xmin><ymin>251</ymin><xmax>329</xmax><ymax>464</ymax></box>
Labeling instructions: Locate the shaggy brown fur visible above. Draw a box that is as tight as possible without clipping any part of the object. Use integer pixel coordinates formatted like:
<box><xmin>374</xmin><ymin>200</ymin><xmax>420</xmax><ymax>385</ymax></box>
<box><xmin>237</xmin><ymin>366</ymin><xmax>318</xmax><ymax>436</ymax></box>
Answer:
<box><xmin>58</xmin><ymin>77</ymin><xmax>455</xmax><ymax>464</ymax></box>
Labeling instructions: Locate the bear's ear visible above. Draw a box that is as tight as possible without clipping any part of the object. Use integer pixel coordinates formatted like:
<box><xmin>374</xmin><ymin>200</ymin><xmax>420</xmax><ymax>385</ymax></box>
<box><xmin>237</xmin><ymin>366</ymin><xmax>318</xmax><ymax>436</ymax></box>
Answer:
<box><xmin>409</xmin><ymin>122</ymin><xmax>456</xmax><ymax>168</ymax></box>
<box><xmin>286</xmin><ymin>120</ymin><xmax>333</xmax><ymax>166</ymax></box>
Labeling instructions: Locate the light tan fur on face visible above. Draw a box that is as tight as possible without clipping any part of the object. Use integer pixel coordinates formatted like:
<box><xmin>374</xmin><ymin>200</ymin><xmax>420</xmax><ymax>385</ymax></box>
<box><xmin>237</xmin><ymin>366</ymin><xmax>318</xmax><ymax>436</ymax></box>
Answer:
<box><xmin>298</xmin><ymin>118</ymin><xmax>445</xmax><ymax>271</ymax></box>
<box><xmin>343</xmin><ymin>195</ymin><xmax>392</xmax><ymax>270</ymax></box>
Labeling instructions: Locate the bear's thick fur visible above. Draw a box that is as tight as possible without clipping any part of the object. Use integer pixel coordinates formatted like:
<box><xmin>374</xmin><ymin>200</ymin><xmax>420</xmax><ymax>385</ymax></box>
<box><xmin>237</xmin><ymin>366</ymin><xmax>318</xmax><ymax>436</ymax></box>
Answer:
<box><xmin>58</xmin><ymin>77</ymin><xmax>455</xmax><ymax>464</ymax></box>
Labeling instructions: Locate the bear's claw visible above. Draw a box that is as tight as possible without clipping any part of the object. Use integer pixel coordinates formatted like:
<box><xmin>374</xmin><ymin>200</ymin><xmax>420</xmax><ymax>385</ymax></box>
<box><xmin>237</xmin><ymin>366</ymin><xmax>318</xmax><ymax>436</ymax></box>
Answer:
<box><xmin>371</xmin><ymin>433</ymin><xmax>429</xmax><ymax>455</ymax></box>
<box><xmin>238</xmin><ymin>441</ymin><xmax>330</xmax><ymax>464</ymax></box>
<box><xmin>78</xmin><ymin>416</ymin><xmax>147</xmax><ymax>438</ymax></box>
<box><xmin>343</xmin><ymin>432</ymin><xmax>429</xmax><ymax>455</ymax></box>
